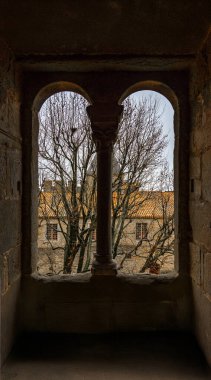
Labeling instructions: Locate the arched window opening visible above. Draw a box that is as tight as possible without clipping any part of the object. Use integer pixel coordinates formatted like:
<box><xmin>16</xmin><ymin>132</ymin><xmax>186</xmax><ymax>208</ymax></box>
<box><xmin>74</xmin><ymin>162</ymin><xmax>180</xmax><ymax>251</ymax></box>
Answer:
<box><xmin>112</xmin><ymin>90</ymin><xmax>175</xmax><ymax>275</ymax></box>
<box><xmin>36</xmin><ymin>87</ymin><xmax>175</xmax><ymax>277</ymax></box>
<box><xmin>37</xmin><ymin>91</ymin><xmax>97</xmax><ymax>275</ymax></box>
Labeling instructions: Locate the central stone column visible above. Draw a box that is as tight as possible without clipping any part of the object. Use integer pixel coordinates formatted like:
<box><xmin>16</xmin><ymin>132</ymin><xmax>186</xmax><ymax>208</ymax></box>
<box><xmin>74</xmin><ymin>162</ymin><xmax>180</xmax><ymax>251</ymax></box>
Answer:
<box><xmin>87</xmin><ymin>103</ymin><xmax>123</xmax><ymax>275</ymax></box>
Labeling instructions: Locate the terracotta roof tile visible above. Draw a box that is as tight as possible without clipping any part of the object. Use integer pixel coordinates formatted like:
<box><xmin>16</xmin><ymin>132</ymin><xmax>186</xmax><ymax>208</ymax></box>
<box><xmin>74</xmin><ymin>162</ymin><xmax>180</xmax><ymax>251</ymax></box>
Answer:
<box><xmin>38</xmin><ymin>190</ymin><xmax>174</xmax><ymax>219</ymax></box>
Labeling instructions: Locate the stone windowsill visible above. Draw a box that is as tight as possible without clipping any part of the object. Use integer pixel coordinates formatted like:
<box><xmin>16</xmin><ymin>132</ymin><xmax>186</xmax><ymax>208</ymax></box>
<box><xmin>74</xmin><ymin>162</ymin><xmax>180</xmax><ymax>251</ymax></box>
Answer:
<box><xmin>29</xmin><ymin>271</ymin><xmax>179</xmax><ymax>285</ymax></box>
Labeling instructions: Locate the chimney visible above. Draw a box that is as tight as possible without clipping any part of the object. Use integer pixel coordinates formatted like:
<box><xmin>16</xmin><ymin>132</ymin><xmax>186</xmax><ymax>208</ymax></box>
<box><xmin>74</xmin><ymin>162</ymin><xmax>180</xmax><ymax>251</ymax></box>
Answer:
<box><xmin>66</xmin><ymin>180</ymin><xmax>72</xmax><ymax>190</ymax></box>
<box><xmin>54</xmin><ymin>180</ymin><xmax>62</xmax><ymax>192</ymax></box>
<box><xmin>43</xmin><ymin>180</ymin><xmax>52</xmax><ymax>192</ymax></box>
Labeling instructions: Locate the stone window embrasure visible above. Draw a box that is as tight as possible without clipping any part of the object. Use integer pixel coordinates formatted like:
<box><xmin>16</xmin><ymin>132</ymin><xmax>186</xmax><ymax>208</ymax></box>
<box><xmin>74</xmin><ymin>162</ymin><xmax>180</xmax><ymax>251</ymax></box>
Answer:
<box><xmin>27</xmin><ymin>76</ymin><xmax>184</xmax><ymax>278</ymax></box>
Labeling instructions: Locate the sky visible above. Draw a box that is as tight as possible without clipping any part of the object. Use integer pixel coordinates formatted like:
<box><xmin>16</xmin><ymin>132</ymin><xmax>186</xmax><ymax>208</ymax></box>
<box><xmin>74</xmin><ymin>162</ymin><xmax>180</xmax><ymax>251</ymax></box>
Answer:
<box><xmin>129</xmin><ymin>90</ymin><xmax>174</xmax><ymax>170</ymax></box>
<box><xmin>39</xmin><ymin>89</ymin><xmax>175</xmax><ymax>175</ymax></box>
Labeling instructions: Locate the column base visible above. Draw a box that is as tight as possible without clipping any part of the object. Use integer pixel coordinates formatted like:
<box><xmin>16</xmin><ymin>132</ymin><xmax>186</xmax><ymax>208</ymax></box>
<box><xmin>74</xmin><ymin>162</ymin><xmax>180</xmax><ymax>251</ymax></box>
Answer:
<box><xmin>91</xmin><ymin>259</ymin><xmax>117</xmax><ymax>276</ymax></box>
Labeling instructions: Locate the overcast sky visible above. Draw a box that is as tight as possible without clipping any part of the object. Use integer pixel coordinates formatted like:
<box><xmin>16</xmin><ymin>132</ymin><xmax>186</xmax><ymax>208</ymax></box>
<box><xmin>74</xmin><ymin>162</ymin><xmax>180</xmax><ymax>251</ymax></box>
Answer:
<box><xmin>40</xmin><ymin>89</ymin><xmax>175</xmax><ymax>174</ymax></box>
<box><xmin>129</xmin><ymin>90</ymin><xmax>174</xmax><ymax>170</ymax></box>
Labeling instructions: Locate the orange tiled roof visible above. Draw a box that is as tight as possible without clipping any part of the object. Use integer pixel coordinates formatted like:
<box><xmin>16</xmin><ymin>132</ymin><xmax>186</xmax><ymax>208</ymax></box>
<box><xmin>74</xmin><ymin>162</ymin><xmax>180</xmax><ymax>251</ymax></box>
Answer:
<box><xmin>38</xmin><ymin>190</ymin><xmax>174</xmax><ymax>219</ymax></box>
<box><xmin>128</xmin><ymin>191</ymin><xmax>174</xmax><ymax>219</ymax></box>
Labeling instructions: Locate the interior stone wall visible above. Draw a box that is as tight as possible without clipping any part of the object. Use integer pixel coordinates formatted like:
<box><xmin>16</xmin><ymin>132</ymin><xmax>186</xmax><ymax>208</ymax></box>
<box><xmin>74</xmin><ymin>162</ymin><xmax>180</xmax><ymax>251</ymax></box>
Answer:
<box><xmin>0</xmin><ymin>40</ymin><xmax>22</xmax><ymax>365</ymax></box>
<box><xmin>190</xmin><ymin>32</ymin><xmax>211</xmax><ymax>365</ymax></box>
<box><xmin>20</xmin><ymin>273</ymin><xmax>191</xmax><ymax>334</ymax></box>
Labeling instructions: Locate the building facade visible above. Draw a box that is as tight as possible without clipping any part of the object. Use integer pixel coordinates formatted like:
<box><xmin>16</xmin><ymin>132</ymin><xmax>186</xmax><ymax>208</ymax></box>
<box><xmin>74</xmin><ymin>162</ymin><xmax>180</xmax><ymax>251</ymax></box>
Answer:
<box><xmin>37</xmin><ymin>182</ymin><xmax>174</xmax><ymax>275</ymax></box>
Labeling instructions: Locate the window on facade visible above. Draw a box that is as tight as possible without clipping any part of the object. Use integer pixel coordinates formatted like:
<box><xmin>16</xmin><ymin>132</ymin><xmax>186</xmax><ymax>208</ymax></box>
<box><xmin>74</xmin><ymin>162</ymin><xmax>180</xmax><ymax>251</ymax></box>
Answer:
<box><xmin>92</xmin><ymin>229</ymin><xmax>96</xmax><ymax>241</ymax></box>
<box><xmin>136</xmin><ymin>223</ymin><xmax>148</xmax><ymax>240</ymax></box>
<box><xmin>46</xmin><ymin>223</ymin><xmax>58</xmax><ymax>240</ymax></box>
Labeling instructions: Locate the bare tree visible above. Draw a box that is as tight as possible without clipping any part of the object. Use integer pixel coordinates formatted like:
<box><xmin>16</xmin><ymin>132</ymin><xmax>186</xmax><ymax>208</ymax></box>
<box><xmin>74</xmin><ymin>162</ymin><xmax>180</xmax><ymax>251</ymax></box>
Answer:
<box><xmin>38</xmin><ymin>91</ymin><xmax>173</xmax><ymax>275</ymax></box>
<box><xmin>140</xmin><ymin>164</ymin><xmax>174</xmax><ymax>273</ymax></box>
<box><xmin>39</xmin><ymin>92</ymin><xmax>96</xmax><ymax>273</ymax></box>
<box><xmin>116</xmin><ymin>164</ymin><xmax>174</xmax><ymax>274</ymax></box>
<box><xmin>112</xmin><ymin>96</ymin><xmax>168</xmax><ymax>261</ymax></box>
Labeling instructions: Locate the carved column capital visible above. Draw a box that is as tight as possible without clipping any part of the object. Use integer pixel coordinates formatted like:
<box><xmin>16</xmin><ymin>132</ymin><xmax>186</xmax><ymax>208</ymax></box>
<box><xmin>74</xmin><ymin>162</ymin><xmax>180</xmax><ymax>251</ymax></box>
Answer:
<box><xmin>87</xmin><ymin>103</ymin><xmax>123</xmax><ymax>150</ymax></box>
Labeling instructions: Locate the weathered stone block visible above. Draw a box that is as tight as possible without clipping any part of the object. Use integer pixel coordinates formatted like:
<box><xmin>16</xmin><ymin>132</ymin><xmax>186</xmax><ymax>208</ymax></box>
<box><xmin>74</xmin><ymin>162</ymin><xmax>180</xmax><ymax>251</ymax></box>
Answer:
<box><xmin>0</xmin><ymin>247</ymin><xmax>21</xmax><ymax>295</ymax></box>
<box><xmin>189</xmin><ymin>155</ymin><xmax>201</xmax><ymax>179</ymax></box>
<box><xmin>0</xmin><ymin>143</ymin><xmax>22</xmax><ymax>202</ymax></box>
<box><xmin>189</xmin><ymin>242</ymin><xmax>201</xmax><ymax>285</ymax></box>
<box><xmin>0</xmin><ymin>45</ymin><xmax>21</xmax><ymax>139</ymax></box>
<box><xmin>46</xmin><ymin>302</ymin><xmax>111</xmax><ymax>333</ymax></box>
<box><xmin>113</xmin><ymin>301</ymin><xmax>177</xmax><ymax>330</ymax></box>
<box><xmin>193</xmin><ymin>284</ymin><xmax>211</xmax><ymax>366</ymax></box>
<box><xmin>202</xmin><ymin>149</ymin><xmax>211</xmax><ymax>203</ymax></box>
<box><xmin>1</xmin><ymin>277</ymin><xmax>21</xmax><ymax>365</ymax></box>
<box><xmin>190</xmin><ymin>178</ymin><xmax>202</xmax><ymax>201</ymax></box>
<box><xmin>0</xmin><ymin>253</ymin><xmax>9</xmax><ymax>294</ymax></box>
<box><xmin>189</xmin><ymin>199</ymin><xmax>211</xmax><ymax>251</ymax></box>
<box><xmin>0</xmin><ymin>200</ymin><xmax>21</xmax><ymax>254</ymax></box>
<box><xmin>191</xmin><ymin>126</ymin><xmax>211</xmax><ymax>155</ymax></box>
<box><xmin>204</xmin><ymin>252</ymin><xmax>211</xmax><ymax>295</ymax></box>
<box><xmin>191</xmin><ymin>98</ymin><xmax>211</xmax><ymax>155</ymax></box>
<box><xmin>8</xmin><ymin>247</ymin><xmax>21</xmax><ymax>285</ymax></box>
<box><xmin>0</xmin><ymin>146</ymin><xmax>7</xmax><ymax>200</ymax></box>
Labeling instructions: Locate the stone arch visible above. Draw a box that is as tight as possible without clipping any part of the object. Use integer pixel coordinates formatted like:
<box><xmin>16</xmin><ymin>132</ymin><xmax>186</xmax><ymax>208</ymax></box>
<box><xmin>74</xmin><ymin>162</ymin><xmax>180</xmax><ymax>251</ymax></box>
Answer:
<box><xmin>33</xmin><ymin>81</ymin><xmax>92</xmax><ymax>113</ymax></box>
<box><xmin>118</xmin><ymin>80</ymin><xmax>178</xmax><ymax>112</ymax></box>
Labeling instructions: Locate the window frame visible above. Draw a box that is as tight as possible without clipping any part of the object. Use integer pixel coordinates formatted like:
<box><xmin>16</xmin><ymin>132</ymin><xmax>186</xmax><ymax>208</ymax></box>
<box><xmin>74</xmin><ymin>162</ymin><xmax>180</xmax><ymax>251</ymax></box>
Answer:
<box><xmin>136</xmin><ymin>222</ymin><xmax>148</xmax><ymax>241</ymax></box>
<box><xmin>46</xmin><ymin>223</ymin><xmax>58</xmax><ymax>241</ymax></box>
